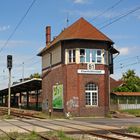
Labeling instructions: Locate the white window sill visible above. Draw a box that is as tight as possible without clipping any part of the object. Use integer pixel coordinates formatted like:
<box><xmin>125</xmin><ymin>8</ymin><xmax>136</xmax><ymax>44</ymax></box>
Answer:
<box><xmin>85</xmin><ymin>105</ymin><xmax>98</xmax><ymax>107</ymax></box>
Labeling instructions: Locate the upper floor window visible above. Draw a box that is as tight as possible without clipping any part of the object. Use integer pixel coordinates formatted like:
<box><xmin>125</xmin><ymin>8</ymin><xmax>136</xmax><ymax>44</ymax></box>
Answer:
<box><xmin>80</xmin><ymin>49</ymin><xmax>85</xmax><ymax>62</ymax></box>
<box><xmin>96</xmin><ymin>50</ymin><xmax>102</xmax><ymax>63</ymax></box>
<box><xmin>80</xmin><ymin>49</ymin><xmax>102</xmax><ymax>63</ymax></box>
<box><xmin>68</xmin><ymin>49</ymin><xmax>76</xmax><ymax>63</ymax></box>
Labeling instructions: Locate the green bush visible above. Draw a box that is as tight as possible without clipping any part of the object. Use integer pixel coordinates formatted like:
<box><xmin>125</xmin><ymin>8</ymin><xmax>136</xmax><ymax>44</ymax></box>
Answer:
<box><xmin>120</xmin><ymin>109</ymin><xmax>140</xmax><ymax>117</ymax></box>
<box><xmin>127</xmin><ymin>126</ymin><xmax>140</xmax><ymax>134</ymax></box>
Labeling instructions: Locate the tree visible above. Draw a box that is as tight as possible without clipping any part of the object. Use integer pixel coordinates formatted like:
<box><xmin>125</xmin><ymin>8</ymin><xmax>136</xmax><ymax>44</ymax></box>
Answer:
<box><xmin>114</xmin><ymin>69</ymin><xmax>140</xmax><ymax>92</ymax></box>
<box><xmin>30</xmin><ymin>73</ymin><xmax>41</xmax><ymax>79</ymax></box>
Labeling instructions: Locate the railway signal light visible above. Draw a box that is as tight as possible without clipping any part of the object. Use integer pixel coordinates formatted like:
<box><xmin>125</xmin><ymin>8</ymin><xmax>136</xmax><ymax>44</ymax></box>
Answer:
<box><xmin>7</xmin><ymin>55</ymin><xmax>12</xmax><ymax>69</ymax></box>
<box><xmin>7</xmin><ymin>55</ymin><xmax>13</xmax><ymax>116</ymax></box>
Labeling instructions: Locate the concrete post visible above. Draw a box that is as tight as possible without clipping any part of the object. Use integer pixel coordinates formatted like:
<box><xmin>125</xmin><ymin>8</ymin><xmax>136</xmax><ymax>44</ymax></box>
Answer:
<box><xmin>27</xmin><ymin>91</ymin><xmax>29</xmax><ymax>108</ymax></box>
<box><xmin>36</xmin><ymin>90</ymin><xmax>39</xmax><ymax>110</ymax></box>
<box><xmin>8</xmin><ymin>69</ymin><xmax>11</xmax><ymax>116</ymax></box>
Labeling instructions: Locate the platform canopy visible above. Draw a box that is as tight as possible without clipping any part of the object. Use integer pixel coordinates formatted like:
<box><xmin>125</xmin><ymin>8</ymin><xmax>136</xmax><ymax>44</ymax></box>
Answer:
<box><xmin>0</xmin><ymin>78</ymin><xmax>42</xmax><ymax>96</ymax></box>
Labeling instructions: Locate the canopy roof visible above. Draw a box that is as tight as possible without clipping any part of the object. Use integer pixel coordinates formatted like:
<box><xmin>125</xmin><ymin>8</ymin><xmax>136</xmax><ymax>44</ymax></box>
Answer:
<box><xmin>0</xmin><ymin>78</ymin><xmax>42</xmax><ymax>95</ymax></box>
<box><xmin>112</xmin><ymin>92</ymin><xmax>140</xmax><ymax>96</ymax></box>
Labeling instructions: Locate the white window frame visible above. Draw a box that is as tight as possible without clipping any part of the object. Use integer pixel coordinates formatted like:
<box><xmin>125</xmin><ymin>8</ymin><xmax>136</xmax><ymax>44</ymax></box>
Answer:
<box><xmin>80</xmin><ymin>49</ymin><xmax>86</xmax><ymax>63</ymax></box>
<box><xmin>96</xmin><ymin>49</ymin><xmax>102</xmax><ymax>64</ymax></box>
<box><xmin>103</xmin><ymin>50</ymin><xmax>108</xmax><ymax>65</ymax></box>
<box><xmin>79</xmin><ymin>48</ymin><xmax>103</xmax><ymax>64</ymax></box>
<box><xmin>68</xmin><ymin>49</ymin><xmax>76</xmax><ymax>63</ymax></box>
<box><xmin>85</xmin><ymin>83</ymin><xmax>98</xmax><ymax>106</ymax></box>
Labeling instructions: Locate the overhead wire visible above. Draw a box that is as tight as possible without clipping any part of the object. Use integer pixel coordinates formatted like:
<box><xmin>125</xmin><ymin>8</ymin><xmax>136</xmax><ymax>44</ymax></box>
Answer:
<box><xmin>115</xmin><ymin>56</ymin><xmax>140</xmax><ymax>69</ymax></box>
<box><xmin>0</xmin><ymin>0</ymin><xmax>37</xmax><ymax>53</ymax></box>
<box><xmin>115</xmin><ymin>55</ymin><xmax>140</xmax><ymax>63</ymax></box>
<box><xmin>115</xmin><ymin>61</ymin><xmax>140</xmax><ymax>70</ymax></box>
<box><xmin>17</xmin><ymin>3</ymin><xmax>140</xmax><ymax>73</ymax></box>
<box><xmin>99</xmin><ymin>6</ymin><xmax>140</xmax><ymax>30</ymax></box>
<box><xmin>1</xmin><ymin>1</ymin><xmax>140</xmax><ymax>82</ymax></box>
<box><xmin>0</xmin><ymin>0</ymin><xmax>38</xmax><ymax>85</ymax></box>
<box><xmin>91</xmin><ymin>0</ymin><xmax>124</xmax><ymax>21</ymax></box>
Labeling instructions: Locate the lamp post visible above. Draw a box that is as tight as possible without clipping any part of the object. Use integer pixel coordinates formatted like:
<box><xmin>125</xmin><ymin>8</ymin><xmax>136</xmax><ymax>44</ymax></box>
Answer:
<box><xmin>7</xmin><ymin>55</ymin><xmax>12</xmax><ymax>116</ymax></box>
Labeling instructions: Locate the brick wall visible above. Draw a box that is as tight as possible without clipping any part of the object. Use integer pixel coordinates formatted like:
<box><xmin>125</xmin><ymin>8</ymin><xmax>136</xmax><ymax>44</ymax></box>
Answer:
<box><xmin>42</xmin><ymin>63</ymin><xmax>109</xmax><ymax>117</ymax></box>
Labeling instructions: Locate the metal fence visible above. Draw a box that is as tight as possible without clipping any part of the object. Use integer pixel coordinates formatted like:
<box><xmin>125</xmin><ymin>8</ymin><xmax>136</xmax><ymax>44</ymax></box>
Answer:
<box><xmin>118</xmin><ymin>104</ymin><xmax>140</xmax><ymax>110</ymax></box>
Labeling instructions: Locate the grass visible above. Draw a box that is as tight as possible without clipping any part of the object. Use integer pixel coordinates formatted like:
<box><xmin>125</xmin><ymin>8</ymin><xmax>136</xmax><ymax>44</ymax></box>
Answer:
<box><xmin>0</xmin><ymin>131</ymin><xmax>77</xmax><ymax>140</ymax></box>
<box><xmin>120</xmin><ymin>109</ymin><xmax>140</xmax><ymax>117</ymax></box>
<box><xmin>127</xmin><ymin>126</ymin><xmax>140</xmax><ymax>134</ymax></box>
<box><xmin>47</xmin><ymin>131</ymin><xmax>76</xmax><ymax>140</ymax></box>
<box><xmin>0</xmin><ymin>115</ymin><xmax>15</xmax><ymax>120</ymax></box>
<box><xmin>0</xmin><ymin>131</ymin><xmax>41</xmax><ymax>140</ymax></box>
<box><xmin>105</xmin><ymin>113</ymin><xmax>112</xmax><ymax>118</ymax></box>
<box><xmin>33</xmin><ymin>112</ymin><xmax>49</xmax><ymax>119</ymax></box>
<box><xmin>0</xmin><ymin>111</ymin><xmax>65</xmax><ymax>120</ymax></box>
<box><xmin>33</xmin><ymin>112</ymin><xmax>65</xmax><ymax>119</ymax></box>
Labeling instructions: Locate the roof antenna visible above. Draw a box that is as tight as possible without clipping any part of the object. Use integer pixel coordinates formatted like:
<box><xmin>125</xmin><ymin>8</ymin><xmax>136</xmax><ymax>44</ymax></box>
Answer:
<box><xmin>66</xmin><ymin>13</ymin><xmax>69</xmax><ymax>28</ymax></box>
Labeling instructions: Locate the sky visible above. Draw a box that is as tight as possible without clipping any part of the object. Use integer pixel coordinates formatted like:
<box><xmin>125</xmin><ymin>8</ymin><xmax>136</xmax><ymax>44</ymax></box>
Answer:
<box><xmin>0</xmin><ymin>0</ymin><xmax>140</xmax><ymax>89</ymax></box>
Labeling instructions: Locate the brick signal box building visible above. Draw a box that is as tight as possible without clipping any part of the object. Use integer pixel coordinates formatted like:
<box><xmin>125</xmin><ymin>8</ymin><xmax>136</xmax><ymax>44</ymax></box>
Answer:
<box><xmin>38</xmin><ymin>18</ymin><xmax>119</xmax><ymax>116</ymax></box>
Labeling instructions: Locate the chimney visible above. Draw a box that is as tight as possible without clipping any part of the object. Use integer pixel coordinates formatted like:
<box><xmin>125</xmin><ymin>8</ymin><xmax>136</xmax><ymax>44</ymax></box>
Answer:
<box><xmin>46</xmin><ymin>26</ymin><xmax>51</xmax><ymax>47</ymax></box>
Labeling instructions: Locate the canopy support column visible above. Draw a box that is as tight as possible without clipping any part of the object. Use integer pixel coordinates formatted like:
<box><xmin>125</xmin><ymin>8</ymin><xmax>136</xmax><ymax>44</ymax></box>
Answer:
<box><xmin>27</xmin><ymin>91</ymin><xmax>29</xmax><ymax>108</ymax></box>
<box><xmin>36</xmin><ymin>90</ymin><xmax>39</xmax><ymax>110</ymax></box>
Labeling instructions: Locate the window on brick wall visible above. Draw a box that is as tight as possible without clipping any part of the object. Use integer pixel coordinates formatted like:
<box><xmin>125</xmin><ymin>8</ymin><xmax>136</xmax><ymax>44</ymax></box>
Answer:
<box><xmin>96</xmin><ymin>50</ymin><xmax>102</xmax><ymax>63</ymax></box>
<box><xmin>68</xmin><ymin>49</ymin><xmax>76</xmax><ymax>63</ymax></box>
<box><xmin>80</xmin><ymin>49</ymin><xmax>102</xmax><ymax>64</ymax></box>
<box><xmin>85</xmin><ymin>83</ymin><xmax>98</xmax><ymax>106</ymax></box>
<box><xmin>80</xmin><ymin>49</ymin><xmax>85</xmax><ymax>62</ymax></box>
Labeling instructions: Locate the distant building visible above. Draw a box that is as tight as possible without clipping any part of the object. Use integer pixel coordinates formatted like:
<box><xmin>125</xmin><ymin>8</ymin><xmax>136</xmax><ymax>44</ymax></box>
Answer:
<box><xmin>38</xmin><ymin>18</ymin><xmax>119</xmax><ymax>116</ymax></box>
<box><xmin>0</xmin><ymin>78</ymin><xmax>42</xmax><ymax>110</ymax></box>
<box><xmin>110</xmin><ymin>77</ymin><xmax>123</xmax><ymax>92</ymax></box>
<box><xmin>111</xmin><ymin>92</ymin><xmax>140</xmax><ymax>110</ymax></box>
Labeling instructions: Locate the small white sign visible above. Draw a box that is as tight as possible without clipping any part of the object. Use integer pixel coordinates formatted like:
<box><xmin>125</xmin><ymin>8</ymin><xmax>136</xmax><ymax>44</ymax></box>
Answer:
<box><xmin>87</xmin><ymin>63</ymin><xmax>95</xmax><ymax>70</ymax></box>
<box><xmin>77</xmin><ymin>69</ymin><xmax>105</xmax><ymax>75</ymax></box>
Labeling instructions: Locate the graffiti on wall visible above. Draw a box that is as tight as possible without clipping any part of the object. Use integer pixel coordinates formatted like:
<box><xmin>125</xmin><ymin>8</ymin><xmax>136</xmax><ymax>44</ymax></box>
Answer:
<box><xmin>67</xmin><ymin>96</ymin><xmax>79</xmax><ymax>110</ymax></box>
<box><xmin>42</xmin><ymin>99</ymin><xmax>48</xmax><ymax>111</ymax></box>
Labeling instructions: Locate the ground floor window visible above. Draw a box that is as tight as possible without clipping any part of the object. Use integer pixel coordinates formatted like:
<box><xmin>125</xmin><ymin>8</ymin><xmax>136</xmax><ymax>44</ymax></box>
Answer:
<box><xmin>85</xmin><ymin>83</ymin><xmax>98</xmax><ymax>106</ymax></box>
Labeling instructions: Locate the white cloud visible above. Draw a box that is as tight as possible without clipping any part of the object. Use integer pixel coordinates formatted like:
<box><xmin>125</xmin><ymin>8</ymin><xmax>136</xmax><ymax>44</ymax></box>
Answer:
<box><xmin>0</xmin><ymin>40</ymin><xmax>42</xmax><ymax>89</ymax></box>
<box><xmin>0</xmin><ymin>40</ymin><xmax>30</xmax><ymax>48</ymax></box>
<box><xmin>132</xmin><ymin>10</ymin><xmax>140</xmax><ymax>19</ymax></box>
<box><xmin>111</xmin><ymin>35</ymin><xmax>136</xmax><ymax>40</ymax></box>
<box><xmin>0</xmin><ymin>53</ymin><xmax>41</xmax><ymax>89</ymax></box>
<box><xmin>72</xmin><ymin>0</ymin><xmax>90</xmax><ymax>4</ymax></box>
<box><xmin>0</xmin><ymin>40</ymin><xmax>44</xmax><ymax>50</ymax></box>
<box><xmin>116</xmin><ymin>45</ymin><xmax>140</xmax><ymax>56</ymax></box>
<box><xmin>0</xmin><ymin>25</ymin><xmax>10</xmax><ymax>32</ymax></box>
<box><xmin>118</xmin><ymin>47</ymin><xmax>129</xmax><ymax>55</ymax></box>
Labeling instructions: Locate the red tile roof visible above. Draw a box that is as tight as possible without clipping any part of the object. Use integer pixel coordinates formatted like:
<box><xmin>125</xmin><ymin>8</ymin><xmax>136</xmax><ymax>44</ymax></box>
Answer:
<box><xmin>38</xmin><ymin>17</ymin><xmax>114</xmax><ymax>55</ymax></box>
<box><xmin>50</xmin><ymin>17</ymin><xmax>113</xmax><ymax>46</ymax></box>
<box><xmin>112</xmin><ymin>92</ymin><xmax>140</xmax><ymax>96</ymax></box>
<box><xmin>110</xmin><ymin>77</ymin><xmax>123</xmax><ymax>92</ymax></box>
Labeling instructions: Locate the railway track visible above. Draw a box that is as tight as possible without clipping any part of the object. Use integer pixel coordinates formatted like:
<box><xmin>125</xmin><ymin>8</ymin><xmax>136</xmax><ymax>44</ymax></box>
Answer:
<box><xmin>55</xmin><ymin>119</ymin><xmax>140</xmax><ymax>140</ymax></box>
<box><xmin>1</xmin><ymin>108</ymin><xmax>140</xmax><ymax>140</ymax></box>
<box><xmin>0</xmin><ymin>108</ymin><xmax>44</xmax><ymax>119</ymax></box>
<box><xmin>1</xmin><ymin>119</ymin><xmax>57</xmax><ymax>140</ymax></box>
<box><xmin>15</xmin><ymin>118</ymin><xmax>140</xmax><ymax>140</ymax></box>
<box><xmin>0</xmin><ymin>128</ymin><xmax>16</xmax><ymax>140</ymax></box>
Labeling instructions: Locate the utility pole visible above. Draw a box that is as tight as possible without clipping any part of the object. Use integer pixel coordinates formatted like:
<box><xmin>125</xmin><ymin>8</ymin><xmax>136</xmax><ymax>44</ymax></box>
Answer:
<box><xmin>22</xmin><ymin>62</ymin><xmax>24</xmax><ymax>82</ymax></box>
<box><xmin>7</xmin><ymin>55</ymin><xmax>12</xmax><ymax>116</ymax></box>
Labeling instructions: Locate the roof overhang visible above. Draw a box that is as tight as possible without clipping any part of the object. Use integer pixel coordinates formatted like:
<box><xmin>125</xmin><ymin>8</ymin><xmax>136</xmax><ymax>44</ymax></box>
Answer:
<box><xmin>0</xmin><ymin>78</ymin><xmax>42</xmax><ymax>95</ymax></box>
<box><xmin>111</xmin><ymin>92</ymin><xmax>140</xmax><ymax>96</ymax></box>
<box><xmin>109</xmin><ymin>46</ymin><xmax>119</xmax><ymax>54</ymax></box>
<box><xmin>38</xmin><ymin>38</ymin><xmax>115</xmax><ymax>56</ymax></box>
